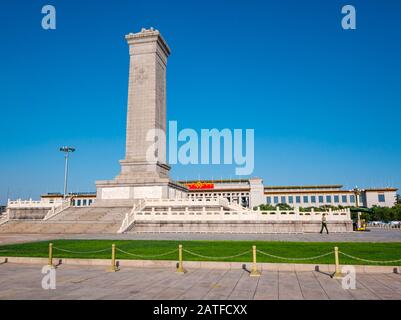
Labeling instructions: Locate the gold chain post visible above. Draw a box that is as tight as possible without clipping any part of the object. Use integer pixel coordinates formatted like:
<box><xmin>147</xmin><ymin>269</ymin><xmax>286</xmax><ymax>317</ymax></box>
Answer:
<box><xmin>332</xmin><ymin>246</ymin><xmax>342</xmax><ymax>279</ymax></box>
<box><xmin>250</xmin><ymin>245</ymin><xmax>261</xmax><ymax>277</ymax></box>
<box><xmin>48</xmin><ymin>243</ymin><xmax>53</xmax><ymax>268</ymax></box>
<box><xmin>107</xmin><ymin>243</ymin><xmax>119</xmax><ymax>272</ymax></box>
<box><xmin>177</xmin><ymin>244</ymin><xmax>185</xmax><ymax>273</ymax></box>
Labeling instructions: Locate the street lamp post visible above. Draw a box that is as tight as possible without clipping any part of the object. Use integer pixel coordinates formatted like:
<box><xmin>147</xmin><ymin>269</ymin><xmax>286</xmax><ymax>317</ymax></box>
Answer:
<box><xmin>353</xmin><ymin>187</ymin><xmax>362</xmax><ymax>229</ymax></box>
<box><xmin>60</xmin><ymin>146</ymin><xmax>75</xmax><ymax>198</ymax></box>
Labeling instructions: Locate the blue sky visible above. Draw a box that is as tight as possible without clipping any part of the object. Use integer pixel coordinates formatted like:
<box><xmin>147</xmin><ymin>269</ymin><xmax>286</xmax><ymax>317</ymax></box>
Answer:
<box><xmin>0</xmin><ymin>0</ymin><xmax>400</xmax><ymax>203</ymax></box>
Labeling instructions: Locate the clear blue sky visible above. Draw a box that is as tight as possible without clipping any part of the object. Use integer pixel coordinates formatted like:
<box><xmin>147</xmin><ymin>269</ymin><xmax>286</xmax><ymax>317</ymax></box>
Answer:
<box><xmin>0</xmin><ymin>0</ymin><xmax>400</xmax><ymax>204</ymax></box>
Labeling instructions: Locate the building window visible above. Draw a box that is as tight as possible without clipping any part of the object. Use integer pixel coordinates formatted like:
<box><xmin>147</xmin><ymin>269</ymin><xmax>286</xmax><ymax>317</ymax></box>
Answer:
<box><xmin>266</xmin><ymin>197</ymin><xmax>271</xmax><ymax>204</ymax></box>
<box><xmin>88</xmin><ymin>200</ymin><xmax>92</xmax><ymax>205</ymax></box>
<box><xmin>274</xmin><ymin>196</ymin><xmax>279</xmax><ymax>204</ymax></box>
<box><xmin>334</xmin><ymin>195</ymin><xmax>339</xmax><ymax>203</ymax></box>
<box><xmin>296</xmin><ymin>196</ymin><xmax>301</xmax><ymax>204</ymax></box>
<box><xmin>77</xmin><ymin>199</ymin><xmax>81</xmax><ymax>206</ymax></box>
<box><xmin>83</xmin><ymin>199</ymin><xmax>87</xmax><ymax>206</ymax></box>
<box><xmin>303</xmin><ymin>196</ymin><xmax>309</xmax><ymax>203</ymax></box>
<box><xmin>288</xmin><ymin>196</ymin><xmax>293</xmax><ymax>204</ymax></box>
<box><xmin>342</xmin><ymin>195</ymin><xmax>347</xmax><ymax>203</ymax></box>
<box><xmin>281</xmin><ymin>196</ymin><xmax>286</xmax><ymax>204</ymax></box>
<box><xmin>318</xmin><ymin>196</ymin><xmax>324</xmax><ymax>203</ymax></box>
<box><xmin>326</xmin><ymin>196</ymin><xmax>332</xmax><ymax>203</ymax></box>
<box><xmin>378</xmin><ymin>194</ymin><xmax>385</xmax><ymax>202</ymax></box>
<box><xmin>311</xmin><ymin>196</ymin><xmax>316</xmax><ymax>203</ymax></box>
<box><xmin>350</xmin><ymin>195</ymin><xmax>355</xmax><ymax>203</ymax></box>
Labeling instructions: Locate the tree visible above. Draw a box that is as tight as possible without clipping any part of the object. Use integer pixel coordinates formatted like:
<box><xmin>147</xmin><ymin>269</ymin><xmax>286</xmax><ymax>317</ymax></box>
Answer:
<box><xmin>255</xmin><ymin>203</ymin><xmax>293</xmax><ymax>211</ymax></box>
<box><xmin>277</xmin><ymin>203</ymin><xmax>293</xmax><ymax>210</ymax></box>
<box><xmin>395</xmin><ymin>194</ymin><xmax>401</xmax><ymax>205</ymax></box>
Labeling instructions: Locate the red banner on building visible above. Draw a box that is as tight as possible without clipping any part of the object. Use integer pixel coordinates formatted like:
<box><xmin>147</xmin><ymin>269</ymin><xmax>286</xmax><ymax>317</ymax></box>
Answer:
<box><xmin>185</xmin><ymin>182</ymin><xmax>215</xmax><ymax>190</ymax></box>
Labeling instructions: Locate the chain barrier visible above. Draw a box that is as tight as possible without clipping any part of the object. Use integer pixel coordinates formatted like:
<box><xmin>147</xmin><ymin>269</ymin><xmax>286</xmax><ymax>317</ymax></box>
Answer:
<box><xmin>116</xmin><ymin>247</ymin><xmax>178</xmax><ymax>258</ymax></box>
<box><xmin>2</xmin><ymin>244</ymin><xmax>401</xmax><ymax>266</ymax></box>
<box><xmin>183</xmin><ymin>248</ymin><xmax>251</xmax><ymax>260</ymax></box>
<box><xmin>52</xmin><ymin>246</ymin><xmax>111</xmax><ymax>254</ymax></box>
<box><xmin>339</xmin><ymin>251</ymin><xmax>401</xmax><ymax>264</ymax></box>
<box><xmin>256</xmin><ymin>250</ymin><xmax>333</xmax><ymax>261</ymax></box>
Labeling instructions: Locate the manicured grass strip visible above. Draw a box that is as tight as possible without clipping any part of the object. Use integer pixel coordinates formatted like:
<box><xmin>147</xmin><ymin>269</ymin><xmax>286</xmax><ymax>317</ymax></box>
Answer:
<box><xmin>0</xmin><ymin>240</ymin><xmax>401</xmax><ymax>266</ymax></box>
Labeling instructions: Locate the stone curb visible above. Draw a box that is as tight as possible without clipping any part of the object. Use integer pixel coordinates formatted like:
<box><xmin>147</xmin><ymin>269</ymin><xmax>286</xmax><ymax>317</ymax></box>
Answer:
<box><xmin>0</xmin><ymin>256</ymin><xmax>399</xmax><ymax>274</ymax></box>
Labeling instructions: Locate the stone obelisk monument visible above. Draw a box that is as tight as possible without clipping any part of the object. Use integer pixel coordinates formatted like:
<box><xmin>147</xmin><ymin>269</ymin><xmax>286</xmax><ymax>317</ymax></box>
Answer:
<box><xmin>96</xmin><ymin>28</ymin><xmax>187</xmax><ymax>201</ymax></box>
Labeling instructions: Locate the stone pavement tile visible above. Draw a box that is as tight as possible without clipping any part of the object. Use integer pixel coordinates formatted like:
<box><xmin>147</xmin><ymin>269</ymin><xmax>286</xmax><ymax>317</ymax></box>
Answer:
<box><xmin>277</xmin><ymin>271</ymin><xmax>303</xmax><ymax>300</ymax></box>
<box><xmin>296</xmin><ymin>272</ymin><xmax>329</xmax><ymax>300</ymax></box>
<box><xmin>314</xmin><ymin>272</ymin><xmax>354</xmax><ymax>300</ymax></box>
<box><xmin>133</xmin><ymin>272</ymin><xmax>197</xmax><ymax>300</ymax></box>
<box><xmin>359</xmin><ymin>273</ymin><xmax>401</xmax><ymax>299</ymax></box>
<box><xmin>111</xmin><ymin>268</ymin><xmax>172</xmax><ymax>290</ymax></box>
<box><xmin>1</xmin><ymin>263</ymin><xmax>401</xmax><ymax>300</ymax></box>
<box><xmin>374</xmin><ymin>273</ymin><xmax>401</xmax><ymax>294</ymax></box>
<box><xmin>383</xmin><ymin>272</ymin><xmax>401</xmax><ymax>283</ymax></box>
<box><xmin>0</xmin><ymin>268</ymin><xmax>44</xmax><ymax>291</ymax></box>
<box><xmin>356</xmin><ymin>274</ymin><xmax>401</xmax><ymax>300</ymax></box>
<box><xmin>228</xmin><ymin>271</ymin><xmax>259</xmax><ymax>300</ymax></box>
<box><xmin>149</xmin><ymin>269</ymin><xmax>210</xmax><ymax>300</ymax></box>
<box><xmin>178</xmin><ymin>269</ymin><xmax>227</xmax><ymax>300</ymax></box>
<box><xmin>345</xmin><ymin>278</ymin><xmax>381</xmax><ymax>300</ymax></box>
<box><xmin>60</xmin><ymin>268</ymin><xmax>169</xmax><ymax>300</ymax></box>
<box><xmin>253</xmin><ymin>271</ymin><xmax>279</xmax><ymax>300</ymax></box>
<box><xmin>203</xmin><ymin>269</ymin><xmax>244</xmax><ymax>300</ymax></box>
<box><xmin>0</xmin><ymin>288</ymin><xmax>44</xmax><ymax>300</ymax></box>
<box><xmin>108</xmin><ymin>274</ymin><xmax>170</xmax><ymax>299</ymax></box>
<box><xmin>55</xmin><ymin>286</ymin><xmax>118</xmax><ymax>300</ymax></box>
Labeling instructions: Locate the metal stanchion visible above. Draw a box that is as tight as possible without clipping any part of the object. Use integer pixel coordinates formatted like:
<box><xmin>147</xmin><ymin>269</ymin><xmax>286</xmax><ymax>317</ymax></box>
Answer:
<box><xmin>177</xmin><ymin>244</ymin><xmax>186</xmax><ymax>273</ymax></box>
<box><xmin>332</xmin><ymin>246</ymin><xmax>342</xmax><ymax>279</ymax></box>
<box><xmin>107</xmin><ymin>243</ymin><xmax>119</xmax><ymax>272</ymax></box>
<box><xmin>250</xmin><ymin>245</ymin><xmax>261</xmax><ymax>277</ymax></box>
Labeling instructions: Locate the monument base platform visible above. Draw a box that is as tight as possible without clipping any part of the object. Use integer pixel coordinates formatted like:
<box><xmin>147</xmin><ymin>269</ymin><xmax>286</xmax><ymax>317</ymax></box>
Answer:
<box><xmin>127</xmin><ymin>220</ymin><xmax>353</xmax><ymax>234</ymax></box>
<box><xmin>95</xmin><ymin>178</ymin><xmax>188</xmax><ymax>202</ymax></box>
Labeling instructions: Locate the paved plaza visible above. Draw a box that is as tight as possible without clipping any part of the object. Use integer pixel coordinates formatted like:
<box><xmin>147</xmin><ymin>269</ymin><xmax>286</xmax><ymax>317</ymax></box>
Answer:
<box><xmin>0</xmin><ymin>228</ymin><xmax>400</xmax><ymax>246</ymax></box>
<box><xmin>0</xmin><ymin>263</ymin><xmax>400</xmax><ymax>300</ymax></box>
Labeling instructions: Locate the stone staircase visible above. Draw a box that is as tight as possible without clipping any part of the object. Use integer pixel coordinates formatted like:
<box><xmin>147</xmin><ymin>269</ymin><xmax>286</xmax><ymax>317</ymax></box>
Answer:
<box><xmin>0</xmin><ymin>206</ymin><xmax>131</xmax><ymax>234</ymax></box>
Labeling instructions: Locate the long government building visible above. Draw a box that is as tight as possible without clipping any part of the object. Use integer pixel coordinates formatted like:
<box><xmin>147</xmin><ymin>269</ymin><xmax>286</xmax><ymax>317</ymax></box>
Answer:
<box><xmin>41</xmin><ymin>178</ymin><xmax>397</xmax><ymax>209</ymax></box>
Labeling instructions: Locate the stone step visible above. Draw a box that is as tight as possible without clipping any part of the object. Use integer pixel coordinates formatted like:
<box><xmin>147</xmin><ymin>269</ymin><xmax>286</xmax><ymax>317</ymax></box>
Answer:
<box><xmin>92</xmin><ymin>199</ymin><xmax>136</xmax><ymax>208</ymax></box>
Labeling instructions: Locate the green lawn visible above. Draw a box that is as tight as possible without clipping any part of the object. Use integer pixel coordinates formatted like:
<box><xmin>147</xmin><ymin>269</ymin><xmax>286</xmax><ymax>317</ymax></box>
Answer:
<box><xmin>0</xmin><ymin>240</ymin><xmax>401</xmax><ymax>265</ymax></box>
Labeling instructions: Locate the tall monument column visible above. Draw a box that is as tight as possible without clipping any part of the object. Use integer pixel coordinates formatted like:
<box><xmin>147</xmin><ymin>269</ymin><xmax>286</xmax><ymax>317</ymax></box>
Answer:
<box><xmin>96</xmin><ymin>28</ymin><xmax>187</xmax><ymax>201</ymax></box>
<box><xmin>120</xmin><ymin>27</ymin><xmax>169</xmax><ymax>179</ymax></box>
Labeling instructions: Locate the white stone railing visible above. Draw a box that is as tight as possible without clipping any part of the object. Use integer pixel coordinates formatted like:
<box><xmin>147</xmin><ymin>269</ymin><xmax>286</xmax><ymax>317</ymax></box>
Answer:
<box><xmin>7</xmin><ymin>199</ymin><xmax>62</xmax><ymax>208</ymax></box>
<box><xmin>143</xmin><ymin>197</ymin><xmax>226</xmax><ymax>207</ymax></box>
<box><xmin>43</xmin><ymin>199</ymin><xmax>71</xmax><ymax>221</ymax></box>
<box><xmin>133</xmin><ymin>207</ymin><xmax>351</xmax><ymax>222</ymax></box>
<box><xmin>118</xmin><ymin>199</ymin><xmax>146</xmax><ymax>233</ymax></box>
<box><xmin>226</xmin><ymin>200</ymin><xmax>249</xmax><ymax>211</ymax></box>
<box><xmin>0</xmin><ymin>212</ymin><xmax>9</xmax><ymax>226</ymax></box>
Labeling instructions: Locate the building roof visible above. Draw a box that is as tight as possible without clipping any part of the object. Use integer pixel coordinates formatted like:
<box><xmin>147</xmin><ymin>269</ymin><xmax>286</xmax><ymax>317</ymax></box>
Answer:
<box><xmin>264</xmin><ymin>185</ymin><xmax>343</xmax><ymax>190</ymax></box>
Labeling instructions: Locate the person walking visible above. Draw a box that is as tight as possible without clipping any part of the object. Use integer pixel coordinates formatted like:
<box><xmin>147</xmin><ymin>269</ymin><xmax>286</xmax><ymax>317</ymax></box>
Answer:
<box><xmin>320</xmin><ymin>213</ymin><xmax>329</xmax><ymax>234</ymax></box>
